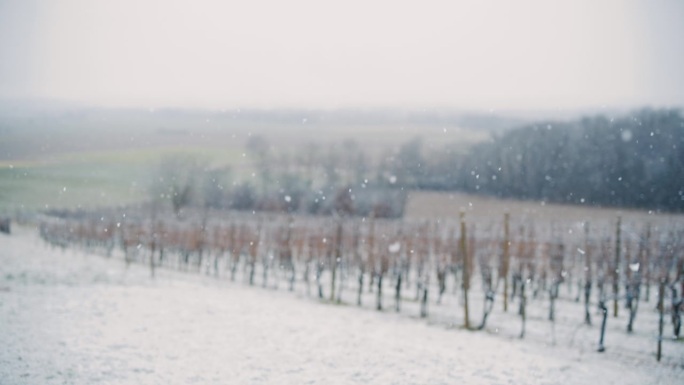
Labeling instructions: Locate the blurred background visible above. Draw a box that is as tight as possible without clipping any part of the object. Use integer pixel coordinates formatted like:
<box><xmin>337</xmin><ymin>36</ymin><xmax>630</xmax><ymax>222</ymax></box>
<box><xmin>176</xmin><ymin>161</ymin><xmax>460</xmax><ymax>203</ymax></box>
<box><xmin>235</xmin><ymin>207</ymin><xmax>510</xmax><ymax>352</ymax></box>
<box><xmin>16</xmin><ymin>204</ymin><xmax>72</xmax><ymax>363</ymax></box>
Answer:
<box><xmin>1</xmin><ymin>0</ymin><xmax>683</xmax><ymax>217</ymax></box>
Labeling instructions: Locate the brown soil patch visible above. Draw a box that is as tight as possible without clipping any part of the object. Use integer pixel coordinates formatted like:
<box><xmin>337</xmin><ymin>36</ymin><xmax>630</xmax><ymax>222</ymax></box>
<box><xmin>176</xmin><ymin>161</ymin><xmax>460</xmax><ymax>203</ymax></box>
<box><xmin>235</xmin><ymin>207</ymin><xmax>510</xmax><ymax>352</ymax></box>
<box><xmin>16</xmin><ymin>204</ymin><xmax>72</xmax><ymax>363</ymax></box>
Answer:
<box><xmin>405</xmin><ymin>190</ymin><xmax>684</xmax><ymax>228</ymax></box>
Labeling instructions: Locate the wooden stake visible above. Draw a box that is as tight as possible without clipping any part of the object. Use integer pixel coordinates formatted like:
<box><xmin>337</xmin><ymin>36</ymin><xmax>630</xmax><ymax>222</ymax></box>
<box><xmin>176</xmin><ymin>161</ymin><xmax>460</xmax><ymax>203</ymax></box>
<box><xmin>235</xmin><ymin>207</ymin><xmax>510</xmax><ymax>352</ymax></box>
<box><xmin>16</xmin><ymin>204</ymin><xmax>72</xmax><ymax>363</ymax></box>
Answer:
<box><xmin>461</xmin><ymin>211</ymin><xmax>470</xmax><ymax>329</ymax></box>
<box><xmin>657</xmin><ymin>278</ymin><xmax>665</xmax><ymax>361</ymax></box>
<box><xmin>584</xmin><ymin>221</ymin><xmax>592</xmax><ymax>325</ymax></box>
<box><xmin>613</xmin><ymin>216</ymin><xmax>621</xmax><ymax>318</ymax></box>
<box><xmin>503</xmin><ymin>213</ymin><xmax>510</xmax><ymax>312</ymax></box>
<box><xmin>331</xmin><ymin>220</ymin><xmax>342</xmax><ymax>302</ymax></box>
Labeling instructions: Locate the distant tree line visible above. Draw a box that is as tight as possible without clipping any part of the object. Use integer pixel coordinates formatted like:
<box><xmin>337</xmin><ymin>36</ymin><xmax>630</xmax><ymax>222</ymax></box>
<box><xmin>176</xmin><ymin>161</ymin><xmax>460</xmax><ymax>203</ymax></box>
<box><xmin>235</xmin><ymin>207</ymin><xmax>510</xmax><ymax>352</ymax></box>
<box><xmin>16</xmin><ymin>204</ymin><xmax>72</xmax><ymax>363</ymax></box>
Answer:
<box><xmin>385</xmin><ymin>108</ymin><xmax>684</xmax><ymax>212</ymax></box>
<box><xmin>151</xmin><ymin>108</ymin><xmax>683</xmax><ymax>216</ymax></box>
<box><xmin>150</xmin><ymin>139</ymin><xmax>406</xmax><ymax>219</ymax></box>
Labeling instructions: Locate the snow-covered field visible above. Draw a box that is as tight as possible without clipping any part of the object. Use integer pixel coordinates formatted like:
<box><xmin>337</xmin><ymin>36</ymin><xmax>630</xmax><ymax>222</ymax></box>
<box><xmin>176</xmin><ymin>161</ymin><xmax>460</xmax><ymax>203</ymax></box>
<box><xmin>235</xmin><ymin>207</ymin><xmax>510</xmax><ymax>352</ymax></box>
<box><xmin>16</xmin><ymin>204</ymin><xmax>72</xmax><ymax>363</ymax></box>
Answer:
<box><xmin>1</xmin><ymin>226</ymin><xmax>682</xmax><ymax>384</ymax></box>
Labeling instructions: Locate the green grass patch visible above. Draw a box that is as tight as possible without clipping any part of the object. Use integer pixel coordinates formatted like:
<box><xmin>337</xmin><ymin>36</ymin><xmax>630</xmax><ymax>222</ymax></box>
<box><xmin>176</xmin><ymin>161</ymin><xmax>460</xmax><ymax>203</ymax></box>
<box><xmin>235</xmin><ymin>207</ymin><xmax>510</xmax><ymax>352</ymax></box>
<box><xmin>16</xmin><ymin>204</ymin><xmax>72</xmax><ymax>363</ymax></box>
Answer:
<box><xmin>0</xmin><ymin>146</ymin><xmax>246</xmax><ymax>212</ymax></box>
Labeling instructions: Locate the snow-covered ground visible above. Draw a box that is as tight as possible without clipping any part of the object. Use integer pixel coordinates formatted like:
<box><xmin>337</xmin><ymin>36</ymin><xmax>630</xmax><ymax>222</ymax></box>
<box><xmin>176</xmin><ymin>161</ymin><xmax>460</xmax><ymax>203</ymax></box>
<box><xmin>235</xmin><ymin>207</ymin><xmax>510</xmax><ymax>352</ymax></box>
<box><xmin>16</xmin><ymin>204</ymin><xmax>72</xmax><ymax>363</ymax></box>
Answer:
<box><xmin>1</xmin><ymin>226</ymin><xmax>682</xmax><ymax>384</ymax></box>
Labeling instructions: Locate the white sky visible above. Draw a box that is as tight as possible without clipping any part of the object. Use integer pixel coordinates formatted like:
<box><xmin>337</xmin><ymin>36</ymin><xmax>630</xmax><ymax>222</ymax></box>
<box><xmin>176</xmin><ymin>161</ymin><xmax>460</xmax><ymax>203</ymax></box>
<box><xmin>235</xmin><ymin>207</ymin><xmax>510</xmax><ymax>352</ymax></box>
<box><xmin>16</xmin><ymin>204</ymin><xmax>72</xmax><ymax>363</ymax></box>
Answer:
<box><xmin>1</xmin><ymin>0</ymin><xmax>683</xmax><ymax>110</ymax></box>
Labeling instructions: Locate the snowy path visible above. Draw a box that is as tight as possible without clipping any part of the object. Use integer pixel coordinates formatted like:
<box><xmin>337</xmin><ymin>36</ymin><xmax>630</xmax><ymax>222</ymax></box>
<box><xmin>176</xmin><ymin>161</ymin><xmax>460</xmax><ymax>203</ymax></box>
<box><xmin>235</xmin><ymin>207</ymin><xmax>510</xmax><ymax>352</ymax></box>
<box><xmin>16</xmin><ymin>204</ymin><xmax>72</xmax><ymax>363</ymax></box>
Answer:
<box><xmin>1</xmin><ymin>227</ymin><xmax>682</xmax><ymax>384</ymax></box>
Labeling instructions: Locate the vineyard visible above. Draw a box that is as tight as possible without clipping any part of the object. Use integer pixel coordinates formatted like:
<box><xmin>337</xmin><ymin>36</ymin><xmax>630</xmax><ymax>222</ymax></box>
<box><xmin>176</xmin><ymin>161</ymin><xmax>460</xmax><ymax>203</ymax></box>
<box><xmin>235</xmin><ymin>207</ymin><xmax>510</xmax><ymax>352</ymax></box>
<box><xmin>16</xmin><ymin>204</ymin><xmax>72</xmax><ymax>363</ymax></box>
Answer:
<box><xmin>37</xmin><ymin>206</ymin><xmax>684</xmax><ymax>365</ymax></box>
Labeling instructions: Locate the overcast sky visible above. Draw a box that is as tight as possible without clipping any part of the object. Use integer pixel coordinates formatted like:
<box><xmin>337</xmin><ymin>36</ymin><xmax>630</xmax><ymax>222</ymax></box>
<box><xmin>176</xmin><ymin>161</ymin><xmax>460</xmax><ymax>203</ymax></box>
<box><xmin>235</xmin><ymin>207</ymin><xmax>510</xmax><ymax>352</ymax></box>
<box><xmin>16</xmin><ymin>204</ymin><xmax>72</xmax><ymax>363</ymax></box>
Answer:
<box><xmin>1</xmin><ymin>0</ymin><xmax>683</xmax><ymax>110</ymax></box>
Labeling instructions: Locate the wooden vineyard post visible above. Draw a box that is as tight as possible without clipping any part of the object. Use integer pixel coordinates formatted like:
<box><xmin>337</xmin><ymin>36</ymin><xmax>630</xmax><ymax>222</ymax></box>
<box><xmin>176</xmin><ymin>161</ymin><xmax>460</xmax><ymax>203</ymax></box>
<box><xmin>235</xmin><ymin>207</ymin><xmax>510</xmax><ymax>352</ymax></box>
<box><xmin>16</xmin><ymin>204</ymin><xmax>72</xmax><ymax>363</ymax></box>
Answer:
<box><xmin>394</xmin><ymin>226</ymin><xmax>404</xmax><ymax>313</ymax></box>
<box><xmin>229</xmin><ymin>224</ymin><xmax>239</xmax><ymax>281</ymax></box>
<box><xmin>674</xmin><ymin>256</ymin><xmax>683</xmax><ymax>339</ymax></box>
<box><xmin>597</xmin><ymin>225</ymin><xmax>610</xmax><ymax>352</ymax></box>
<box><xmin>598</xmin><ymin>297</ymin><xmax>608</xmax><ymax>352</ymax></box>
<box><xmin>503</xmin><ymin>213</ymin><xmax>510</xmax><ymax>312</ymax></box>
<box><xmin>643</xmin><ymin>223</ymin><xmax>651</xmax><ymax>302</ymax></box>
<box><xmin>613</xmin><ymin>216</ymin><xmax>621</xmax><ymax>318</ymax></box>
<box><xmin>332</xmin><ymin>219</ymin><xmax>343</xmax><ymax>303</ymax></box>
<box><xmin>150</xmin><ymin>224</ymin><xmax>157</xmax><ymax>278</ymax></box>
<box><xmin>519</xmin><ymin>276</ymin><xmax>527</xmax><ymax>338</ymax></box>
<box><xmin>626</xmin><ymin>237</ymin><xmax>639</xmax><ymax>333</ymax></box>
<box><xmin>122</xmin><ymin>224</ymin><xmax>131</xmax><ymax>268</ymax></box>
<box><xmin>657</xmin><ymin>277</ymin><xmax>665</xmax><ymax>361</ymax></box>
<box><xmin>149</xmin><ymin>202</ymin><xmax>160</xmax><ymax>278</ymax></box>
<box><xmin>262</xmin><ymin>224</ymin><xmax>270</xmax><ymax>288</ymax></box>
<box><xmin>316</xmin><ymin>231</ymin><xmax>326</xmax><ymax>299</ymax></box>
<box><xmin>584</xmin><ymin>222</ymin><xmax>592</xmax><ymax>325</ymax></box>
<box><xmin>286</xmin><ymin>216</ymin><xmax>296</xmax><ymax>292</ymax></box>
<box><xmin>415</xmin><ymin>223</ymin><xmax>428</xmax><ymax>315</ymax></box>
<box><xmin>656</xmin><ymin>232</ymin><xmax>672</xmax><ymax>362</ymax></box>
<box><xmin>549</xmin><ymin>242</ymin><xmax>564</xmax><ymax>322</ymax></box>
<box><xmin>354</xmin><ymin>221</ymin><xmax>364</xmax><ymax>306</ymax></box>
<box><xmin>249</xmin><ymin>222</ymin><xmax>261</xmax><ymax>286</ymax></box>
<box><xmin>367</xmin><ymin>213</ymin><xmax>376</xmax><ymax>297</ymax></box>
<box><xmin>460</xmin><ymin>211</ymin><xmax>470</xmax><ymax>329</ymax></box>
